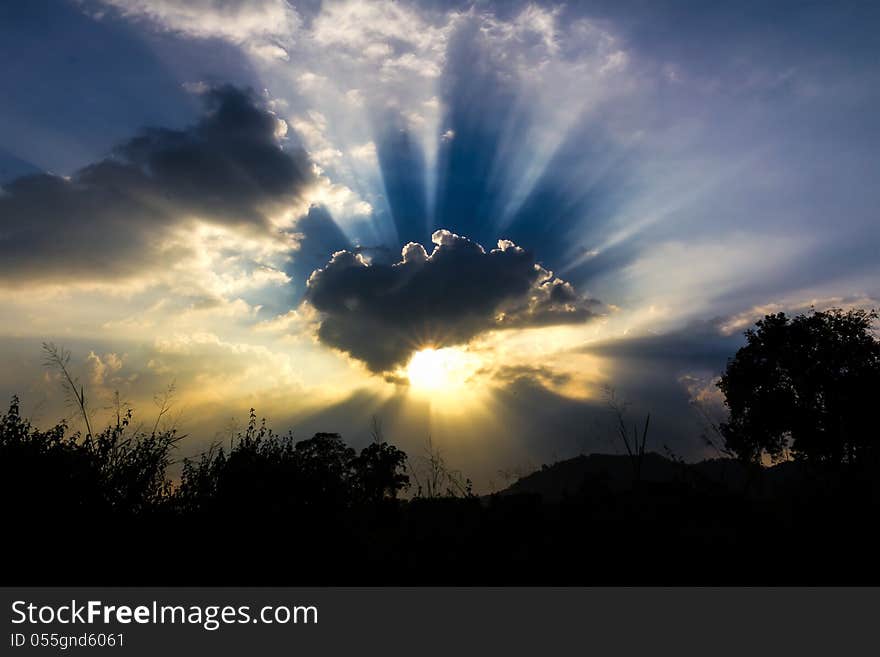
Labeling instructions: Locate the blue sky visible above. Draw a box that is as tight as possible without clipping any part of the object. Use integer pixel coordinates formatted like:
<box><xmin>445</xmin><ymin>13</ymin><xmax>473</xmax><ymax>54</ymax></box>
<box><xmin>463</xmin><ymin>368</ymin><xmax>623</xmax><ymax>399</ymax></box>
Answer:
<box><xmin>1</xmin><ymin>0</ymin><xmax>878</xmax><ymax>486</ymax></box>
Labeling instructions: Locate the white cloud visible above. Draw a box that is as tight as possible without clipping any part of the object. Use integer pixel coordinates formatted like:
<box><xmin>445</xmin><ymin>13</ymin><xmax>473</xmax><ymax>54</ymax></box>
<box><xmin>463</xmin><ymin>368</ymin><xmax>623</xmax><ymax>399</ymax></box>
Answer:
<box><xmin>87</xmin><ymin>351</ymin><xmax>124</xmax><ymax>386</ymax></box>
<box><xmin>310</xmin><ymin>0</ymin><xmax>450</xmax><ymax>60</ymax></box>
<box><xmin>349</xmin><ymin>141</ymin><xmax>377</xmax><ymax>163</ymax></box>
<box><xmin>248</xmin><ymin>42</ymin><xmax>290</xmax><ymax>62</ymax></box>
<box><xmin>98</xmin><ymin>0</ymin><xmax>300</xmax><ymax>60</ymax></box>
<box><xmin>600</xmin><ymin>50</ymin><xmax>629</xmax><ymax>75</ymax></box>
<box><xmin>307</xmin><ymin>173</ymin><xmax>374</xmax><ymax>219</ymax></box>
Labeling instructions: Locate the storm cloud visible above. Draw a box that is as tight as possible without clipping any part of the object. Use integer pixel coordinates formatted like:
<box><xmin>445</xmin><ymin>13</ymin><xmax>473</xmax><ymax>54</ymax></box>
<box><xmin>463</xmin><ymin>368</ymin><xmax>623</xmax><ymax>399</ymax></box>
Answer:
<box><xmin>0</xmin><ymin>85</ymin><xmax>313</xmax><ymax>284</ymax></box>
<box><xmin>305</xmin><ymin>229</ymin><xmax>600</xmax><ymax>372</ymax></box>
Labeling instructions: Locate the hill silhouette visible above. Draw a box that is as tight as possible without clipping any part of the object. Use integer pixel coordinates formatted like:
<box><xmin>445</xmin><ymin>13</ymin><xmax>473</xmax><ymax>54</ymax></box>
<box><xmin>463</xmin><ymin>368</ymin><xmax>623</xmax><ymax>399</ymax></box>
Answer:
<box><xmin>495</xmin><ymin>452</ymin><xmax>818</xmax><ymax>500</ymax></box>
<box><xmin>499</xmin><ymin>452</ymin><xmax>696</xmax><ymax>499</ymax></box>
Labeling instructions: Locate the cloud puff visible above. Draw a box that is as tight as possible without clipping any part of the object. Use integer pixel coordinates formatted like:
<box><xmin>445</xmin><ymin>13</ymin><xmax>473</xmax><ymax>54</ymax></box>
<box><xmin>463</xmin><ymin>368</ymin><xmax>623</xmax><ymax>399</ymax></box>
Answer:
<box><xmin>309</xmin><ymin>0</ymin><xmax>452</xmax><ymax>78</ymax></box>
<box><xmin>97</xmin><ymin>0</ymin><xmax>300</xmax><ymax>60</ymax></box>
<box><xmin>0</xmin><ymin>85</ymin><xmax>314</xmax><ymax>284</ymax></box>
<box><xmin>305</xmin><ymin>229</ymin><xmax>600</xmax><ymax>372</ymax></box>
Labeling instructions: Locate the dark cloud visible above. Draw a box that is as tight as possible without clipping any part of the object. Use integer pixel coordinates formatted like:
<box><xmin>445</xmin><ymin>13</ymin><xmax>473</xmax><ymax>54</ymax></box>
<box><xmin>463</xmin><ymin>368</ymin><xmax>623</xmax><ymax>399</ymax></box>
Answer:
<box><xmin>575</xmin><ymin>319</ymin><xmax>746</xmax><ymax>454</ymax></box>
<box><xmin>0</xmin><ymin>85</ymin><xmax>314</xmax><ymax>283</ymax></box>
<box><xmin>117</xmin><ymin>85</ymin><xmax>312</xmax><ymax>222</ymax></box>
<box><xmin>305</xmin><ymin>229</ymin><xmax>600</xmax><ymax>372</ymax></box>
<box><xmin>0</xmin><ymin>148</ymin><xmax>41</xmax><ymax>185</ymax></box>
<box><xmin>580</xmin><ymin>318</ymin><xmax>742</xmax><ymax>372</ymax></box>
<box><xmin>490</xmin><ymin>365</ymin><xmax>572</xmax><ymax>388</ymax></box>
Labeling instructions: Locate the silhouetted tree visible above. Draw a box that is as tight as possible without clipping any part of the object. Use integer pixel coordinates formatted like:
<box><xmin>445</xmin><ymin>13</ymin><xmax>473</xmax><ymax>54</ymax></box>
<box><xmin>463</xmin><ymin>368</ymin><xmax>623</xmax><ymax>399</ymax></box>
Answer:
<box><xmin>718</xmin><ymin>308</ymin><xmax>880</xmax><ymax>467</ymax></box>
<box><xmin>353</xmin><ymin>441</ymin><xmax>409</xmax><ymax>504</ymax></box>
<box><xmin>294</xmin><ymin>431</ymin><xmax>357</xmax><ymax>508</ymax></box>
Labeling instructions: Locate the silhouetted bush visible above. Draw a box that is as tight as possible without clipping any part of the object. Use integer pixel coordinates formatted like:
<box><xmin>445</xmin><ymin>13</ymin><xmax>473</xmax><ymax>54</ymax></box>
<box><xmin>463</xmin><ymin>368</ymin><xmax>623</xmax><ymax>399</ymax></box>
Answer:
<box><xmin>0</xmin><ymin>396</ymin><xmax>103</xmax><ymax>519</ymax></box>
<box><xmin>0</xmin><ymin>396</ymin><xmax>178</xmax><ymax>519</ymax></box>
<box><xmin>176</xmin><ymin>408</ymin><xmax>410</xmax><ymax>518</ymax></box>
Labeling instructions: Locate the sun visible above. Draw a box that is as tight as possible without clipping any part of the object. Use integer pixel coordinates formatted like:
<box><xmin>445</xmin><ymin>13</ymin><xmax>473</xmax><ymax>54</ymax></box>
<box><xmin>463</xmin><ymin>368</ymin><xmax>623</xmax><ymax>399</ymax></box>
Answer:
<box><xmin>406</xmin><ymin>347</ymin><xmax>479</xmax><ymax>393</ymax></box>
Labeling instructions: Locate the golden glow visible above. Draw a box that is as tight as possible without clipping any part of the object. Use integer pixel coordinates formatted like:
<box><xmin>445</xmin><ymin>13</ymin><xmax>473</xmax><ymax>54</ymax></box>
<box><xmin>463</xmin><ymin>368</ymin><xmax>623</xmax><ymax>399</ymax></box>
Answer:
<box><xmin>406</xmin><ymin>347</ymin><xmax>479</xmax><ymax>394</ymax></box>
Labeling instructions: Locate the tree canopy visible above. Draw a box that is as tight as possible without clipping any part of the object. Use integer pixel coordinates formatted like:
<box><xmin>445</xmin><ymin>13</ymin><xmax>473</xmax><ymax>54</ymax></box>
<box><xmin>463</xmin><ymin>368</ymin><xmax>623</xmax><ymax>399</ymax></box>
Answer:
<box><xmin>718</xmin><ymin>308</ymin><xmax>880</xmax><ymax>466</ymax></box>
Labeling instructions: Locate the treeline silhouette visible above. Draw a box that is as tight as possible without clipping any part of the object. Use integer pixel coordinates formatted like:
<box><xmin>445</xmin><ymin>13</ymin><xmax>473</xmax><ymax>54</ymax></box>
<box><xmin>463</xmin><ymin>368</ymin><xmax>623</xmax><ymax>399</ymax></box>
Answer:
<box><xmin>2</xmin><ymin>308</ymin><xmax>880</xmax><ymax>584</ymax></box>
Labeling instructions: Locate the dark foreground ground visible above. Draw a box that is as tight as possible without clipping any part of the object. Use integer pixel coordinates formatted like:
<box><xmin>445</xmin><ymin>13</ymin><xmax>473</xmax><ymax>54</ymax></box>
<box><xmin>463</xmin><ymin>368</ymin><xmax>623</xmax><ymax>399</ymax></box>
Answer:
<box><xmin>7</xmin><ymin>452</ymin><xmax>880</xmax><ymax>585</ymax></box>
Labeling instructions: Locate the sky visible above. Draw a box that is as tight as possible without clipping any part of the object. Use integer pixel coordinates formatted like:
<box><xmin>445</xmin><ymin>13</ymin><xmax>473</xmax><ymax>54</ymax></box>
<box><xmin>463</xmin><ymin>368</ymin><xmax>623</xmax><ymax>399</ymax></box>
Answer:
<box><xmin>1</xmin><ymin>0</ymin><xmax>878</xmax><ymax>489</ymax></box>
